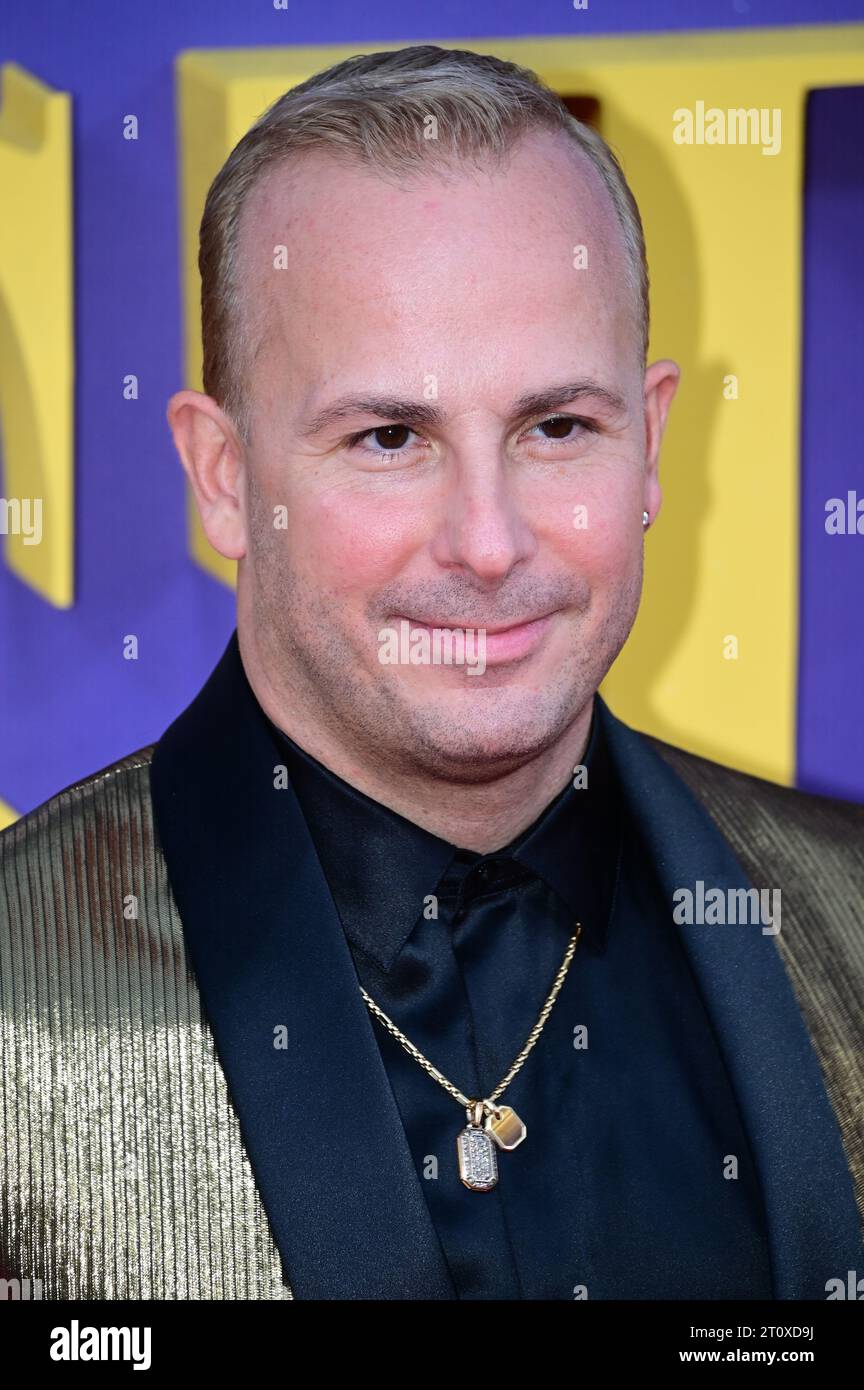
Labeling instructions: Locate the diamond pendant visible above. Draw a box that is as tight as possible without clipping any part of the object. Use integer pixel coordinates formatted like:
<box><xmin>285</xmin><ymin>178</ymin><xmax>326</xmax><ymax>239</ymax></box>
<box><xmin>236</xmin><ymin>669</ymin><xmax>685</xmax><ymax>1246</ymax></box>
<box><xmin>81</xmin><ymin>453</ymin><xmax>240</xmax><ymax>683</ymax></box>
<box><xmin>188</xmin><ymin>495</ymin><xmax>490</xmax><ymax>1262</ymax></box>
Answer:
<box><xmin>457</xmin><ymin>1101</ymin><xmax>527</xmax><ymax>1190</ymax></box>
<box><xmin>457</xmin><ymin>1121</ymin><xmax>498</xmax><ymax>1191</ymax></box>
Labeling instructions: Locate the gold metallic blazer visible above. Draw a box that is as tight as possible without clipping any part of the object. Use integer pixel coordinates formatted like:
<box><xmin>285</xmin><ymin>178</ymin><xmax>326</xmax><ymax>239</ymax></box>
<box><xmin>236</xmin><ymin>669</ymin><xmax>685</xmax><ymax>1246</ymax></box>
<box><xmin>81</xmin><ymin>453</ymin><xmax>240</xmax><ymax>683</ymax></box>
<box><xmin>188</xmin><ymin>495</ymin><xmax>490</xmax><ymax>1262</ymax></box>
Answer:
<box><xmin>1</xmin><ymin>737</ymin><xmax>863</xmax><ymax>1299</ymax></box>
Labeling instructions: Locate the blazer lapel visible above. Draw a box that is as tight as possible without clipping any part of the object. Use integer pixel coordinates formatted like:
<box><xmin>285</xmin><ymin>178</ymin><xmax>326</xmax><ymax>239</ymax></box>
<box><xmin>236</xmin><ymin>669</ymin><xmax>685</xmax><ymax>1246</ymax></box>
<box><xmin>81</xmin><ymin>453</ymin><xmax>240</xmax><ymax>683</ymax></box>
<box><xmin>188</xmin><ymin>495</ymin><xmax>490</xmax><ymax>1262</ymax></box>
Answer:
<box><xmin>149</xmin><ymin>632</ymin><xmax>455</xmax><ymax>1300</ymax></box>
<box><xmin>597</xmin><ymin>697</ymin><xmax>864</xmax><ymax>1297</ymax></box>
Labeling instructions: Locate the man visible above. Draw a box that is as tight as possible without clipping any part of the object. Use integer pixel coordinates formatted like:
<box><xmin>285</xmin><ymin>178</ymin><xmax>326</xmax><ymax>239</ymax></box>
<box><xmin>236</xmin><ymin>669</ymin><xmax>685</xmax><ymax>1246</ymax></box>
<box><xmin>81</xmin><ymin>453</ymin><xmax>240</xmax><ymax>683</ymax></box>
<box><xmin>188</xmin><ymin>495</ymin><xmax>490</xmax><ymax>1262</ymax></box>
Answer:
<box><xmin>1</xmin><ymin>45</ymin><xmax>862</xmax><ymax>1302</ymax></box>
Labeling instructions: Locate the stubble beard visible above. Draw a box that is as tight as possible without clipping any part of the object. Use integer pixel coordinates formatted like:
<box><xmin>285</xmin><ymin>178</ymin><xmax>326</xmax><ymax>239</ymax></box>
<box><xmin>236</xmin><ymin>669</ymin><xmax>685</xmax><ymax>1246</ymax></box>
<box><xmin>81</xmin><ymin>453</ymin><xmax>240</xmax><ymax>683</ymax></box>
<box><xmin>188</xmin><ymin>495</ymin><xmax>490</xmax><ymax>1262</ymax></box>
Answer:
<box><xmin>246</xmin><ymin>486</ymin><xmax>644</xmax><ymax>781</ymax></box>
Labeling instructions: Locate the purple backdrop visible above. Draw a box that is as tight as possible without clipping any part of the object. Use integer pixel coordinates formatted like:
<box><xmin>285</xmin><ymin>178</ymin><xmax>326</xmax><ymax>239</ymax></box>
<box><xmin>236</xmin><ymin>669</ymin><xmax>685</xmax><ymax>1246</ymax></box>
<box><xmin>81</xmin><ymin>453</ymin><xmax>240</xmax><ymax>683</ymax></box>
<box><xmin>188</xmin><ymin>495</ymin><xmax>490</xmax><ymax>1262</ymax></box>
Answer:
<box><xmin>798</xmin><ymin>85</ymin><xmax>864</xmax><ymax>800</ymax></box>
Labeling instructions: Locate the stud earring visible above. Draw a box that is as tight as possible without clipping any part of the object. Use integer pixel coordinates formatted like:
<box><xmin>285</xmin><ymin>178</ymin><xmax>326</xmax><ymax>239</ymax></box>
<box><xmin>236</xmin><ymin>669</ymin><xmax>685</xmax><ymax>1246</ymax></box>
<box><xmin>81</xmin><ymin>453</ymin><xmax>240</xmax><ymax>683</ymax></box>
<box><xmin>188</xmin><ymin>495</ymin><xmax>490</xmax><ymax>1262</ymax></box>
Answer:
<box><xmin>642</xmin><ymin>510</ymin><xmax>650</xmax><ymax>528</ymax></box>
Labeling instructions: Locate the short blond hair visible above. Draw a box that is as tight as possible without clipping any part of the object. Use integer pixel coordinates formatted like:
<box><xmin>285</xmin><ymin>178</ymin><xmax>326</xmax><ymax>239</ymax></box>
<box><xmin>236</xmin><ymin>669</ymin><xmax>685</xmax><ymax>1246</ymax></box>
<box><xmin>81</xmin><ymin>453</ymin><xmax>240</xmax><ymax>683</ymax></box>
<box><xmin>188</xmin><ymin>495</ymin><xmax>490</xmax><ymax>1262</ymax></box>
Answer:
<box><xmin>199</xmin><ymin>44</ymin><xmax>649</xmax><ymax>443</ymax></box>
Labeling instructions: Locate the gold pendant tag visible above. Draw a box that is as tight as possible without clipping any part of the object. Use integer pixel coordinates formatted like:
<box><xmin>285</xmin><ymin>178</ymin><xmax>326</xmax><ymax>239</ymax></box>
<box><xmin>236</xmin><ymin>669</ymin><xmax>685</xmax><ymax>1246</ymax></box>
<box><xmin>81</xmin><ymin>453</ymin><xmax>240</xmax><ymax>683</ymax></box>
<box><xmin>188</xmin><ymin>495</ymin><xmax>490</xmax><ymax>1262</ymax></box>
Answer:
<box><xmin>485</xmin><ymin>1104</ymin><xmax>527</xmax><ymax>1151</ymax></box>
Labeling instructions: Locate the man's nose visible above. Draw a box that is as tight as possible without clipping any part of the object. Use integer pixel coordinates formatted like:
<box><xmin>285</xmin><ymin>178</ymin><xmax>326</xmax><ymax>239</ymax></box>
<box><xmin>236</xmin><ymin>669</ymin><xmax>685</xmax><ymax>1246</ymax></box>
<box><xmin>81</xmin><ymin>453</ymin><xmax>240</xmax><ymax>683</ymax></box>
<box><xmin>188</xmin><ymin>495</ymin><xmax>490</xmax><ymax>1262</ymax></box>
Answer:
<box><xmin>429</xmin><ymin>462</ymin><xmax>538</xmax><ymax>585</ymax></box>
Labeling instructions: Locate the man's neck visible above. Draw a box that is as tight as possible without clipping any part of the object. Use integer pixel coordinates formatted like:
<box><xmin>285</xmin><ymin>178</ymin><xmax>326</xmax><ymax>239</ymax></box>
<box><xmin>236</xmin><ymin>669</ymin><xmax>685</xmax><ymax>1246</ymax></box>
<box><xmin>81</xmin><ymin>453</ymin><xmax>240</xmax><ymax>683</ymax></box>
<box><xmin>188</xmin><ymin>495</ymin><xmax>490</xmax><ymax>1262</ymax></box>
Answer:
<box><xmin>294</xmin><ymin>716</ymin><xmax>591</xmax><ymax>852</ymax></box>
<box><xmin>241</xmin><ymin>643</ymin><xmax>594</xmax><ymax>854</ymax></box>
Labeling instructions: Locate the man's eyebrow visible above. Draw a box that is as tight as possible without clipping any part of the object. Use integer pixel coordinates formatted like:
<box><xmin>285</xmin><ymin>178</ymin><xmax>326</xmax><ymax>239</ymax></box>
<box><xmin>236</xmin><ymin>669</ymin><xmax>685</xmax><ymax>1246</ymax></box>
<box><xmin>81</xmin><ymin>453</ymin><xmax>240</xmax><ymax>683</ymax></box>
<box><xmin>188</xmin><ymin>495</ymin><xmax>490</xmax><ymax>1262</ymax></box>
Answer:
<box><xmin>512</xmin><ymin>381</ymin><xmax>627</xmax><ymax>421</ymax></box>
<box><xmin>297</xmin><ymin>381</ymin><xmax>627</xmax><ymax>438</ymax></box>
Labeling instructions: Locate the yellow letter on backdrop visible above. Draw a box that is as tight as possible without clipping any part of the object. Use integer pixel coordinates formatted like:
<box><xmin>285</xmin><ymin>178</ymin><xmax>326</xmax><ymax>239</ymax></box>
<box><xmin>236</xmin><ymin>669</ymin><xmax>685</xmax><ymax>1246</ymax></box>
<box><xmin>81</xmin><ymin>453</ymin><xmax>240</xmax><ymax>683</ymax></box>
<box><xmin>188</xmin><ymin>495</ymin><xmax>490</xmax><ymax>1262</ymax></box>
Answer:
<box><xmin>0</xmin><ymin>63</ymin><xmax>74</xmax><ymax>607</ymax></box>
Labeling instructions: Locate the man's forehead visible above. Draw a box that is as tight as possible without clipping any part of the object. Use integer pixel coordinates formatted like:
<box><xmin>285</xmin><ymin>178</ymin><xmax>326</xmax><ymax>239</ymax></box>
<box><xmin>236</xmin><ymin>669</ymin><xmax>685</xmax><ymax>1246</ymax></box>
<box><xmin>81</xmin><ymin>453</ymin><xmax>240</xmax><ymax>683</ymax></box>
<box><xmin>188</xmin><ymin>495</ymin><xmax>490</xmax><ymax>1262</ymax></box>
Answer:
<box><xmin>239</xmin><ymin>131</ymin><xmax>624</xmax><ymax>279</ymax></box>
<box><xmin>236</xmin><ymin>133</ymin><xmax>636</xmax><ymax>400</ymax></box>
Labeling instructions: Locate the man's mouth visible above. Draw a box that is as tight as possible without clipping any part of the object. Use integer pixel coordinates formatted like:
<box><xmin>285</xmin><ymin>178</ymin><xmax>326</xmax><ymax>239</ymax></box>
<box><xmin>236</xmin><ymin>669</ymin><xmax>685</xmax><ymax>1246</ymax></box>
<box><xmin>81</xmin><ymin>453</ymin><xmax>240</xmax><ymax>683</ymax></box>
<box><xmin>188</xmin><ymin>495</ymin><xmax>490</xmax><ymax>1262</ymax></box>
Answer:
<box><xmin>395</xmin><ymin>612</ymin><xmax>556</xmax><ymax>666</ymax></box>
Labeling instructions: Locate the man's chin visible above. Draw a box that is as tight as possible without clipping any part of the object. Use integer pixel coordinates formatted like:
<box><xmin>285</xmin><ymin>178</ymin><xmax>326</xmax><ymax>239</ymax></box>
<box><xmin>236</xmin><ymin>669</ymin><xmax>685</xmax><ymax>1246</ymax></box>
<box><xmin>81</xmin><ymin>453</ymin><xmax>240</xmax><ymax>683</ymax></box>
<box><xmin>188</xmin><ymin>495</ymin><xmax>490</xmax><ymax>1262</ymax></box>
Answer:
<box><xmin>381</xmin><ymin>685</ymin><xmax>576</xmax><ymax>773</ymax></box>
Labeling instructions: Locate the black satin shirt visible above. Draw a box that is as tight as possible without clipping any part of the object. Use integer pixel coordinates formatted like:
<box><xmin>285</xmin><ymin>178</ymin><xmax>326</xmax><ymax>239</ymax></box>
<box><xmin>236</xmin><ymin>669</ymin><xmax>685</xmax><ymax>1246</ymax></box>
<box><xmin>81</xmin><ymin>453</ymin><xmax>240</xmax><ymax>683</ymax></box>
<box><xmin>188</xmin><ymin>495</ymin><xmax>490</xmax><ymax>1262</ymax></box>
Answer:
<box><xmin>266</xmin><ymin>703</ymin><xmax>772</xmax><ymax>1300</ymax></box>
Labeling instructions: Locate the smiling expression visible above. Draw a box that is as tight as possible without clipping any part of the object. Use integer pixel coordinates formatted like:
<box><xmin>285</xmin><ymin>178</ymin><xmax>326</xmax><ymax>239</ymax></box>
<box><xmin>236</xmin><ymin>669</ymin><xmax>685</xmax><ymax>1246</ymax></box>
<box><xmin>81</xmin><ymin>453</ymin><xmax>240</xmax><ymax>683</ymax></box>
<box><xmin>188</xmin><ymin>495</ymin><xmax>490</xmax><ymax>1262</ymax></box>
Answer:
<box><xmin>227</xmin><ymin>130</ymin><xmax>675</xmax><ymax>779</ymax></box>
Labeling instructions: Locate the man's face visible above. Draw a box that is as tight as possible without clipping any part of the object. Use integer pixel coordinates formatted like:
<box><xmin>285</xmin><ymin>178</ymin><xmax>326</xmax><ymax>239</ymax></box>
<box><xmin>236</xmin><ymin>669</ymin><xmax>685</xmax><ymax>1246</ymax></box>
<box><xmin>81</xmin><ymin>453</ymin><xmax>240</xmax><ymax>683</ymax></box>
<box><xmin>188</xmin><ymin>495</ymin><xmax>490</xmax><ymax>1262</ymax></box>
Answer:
<box><xmin>234</xmin><ymin>130</ymin><xmax>673</xmax><ymax>779</ymax></box>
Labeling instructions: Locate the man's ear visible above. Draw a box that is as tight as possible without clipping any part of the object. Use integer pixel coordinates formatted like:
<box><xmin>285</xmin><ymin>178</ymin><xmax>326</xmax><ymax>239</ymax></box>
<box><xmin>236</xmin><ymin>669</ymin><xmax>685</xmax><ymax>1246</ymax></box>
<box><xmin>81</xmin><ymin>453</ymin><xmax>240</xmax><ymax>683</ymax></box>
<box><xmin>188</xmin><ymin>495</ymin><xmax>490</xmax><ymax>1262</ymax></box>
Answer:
<box><xmin>641</xmin><ymin>358</ymin><xmax>680</xmax><ymax>526</ymax></box>
<box><xmin>166</xmin><ymin>390</ymin><xmax>247</xmax><ymax>560</ymax></box>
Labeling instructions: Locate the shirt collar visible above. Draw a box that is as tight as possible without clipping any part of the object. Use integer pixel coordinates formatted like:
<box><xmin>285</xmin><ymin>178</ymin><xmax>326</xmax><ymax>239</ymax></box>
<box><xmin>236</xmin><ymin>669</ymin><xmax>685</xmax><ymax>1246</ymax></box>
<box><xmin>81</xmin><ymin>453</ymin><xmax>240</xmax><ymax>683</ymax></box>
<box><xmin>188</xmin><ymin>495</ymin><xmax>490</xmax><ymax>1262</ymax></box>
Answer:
<box><xmin>264</xmin><ymin>696</ymin><xmax>622</xmax><ymax>972</ymax></box>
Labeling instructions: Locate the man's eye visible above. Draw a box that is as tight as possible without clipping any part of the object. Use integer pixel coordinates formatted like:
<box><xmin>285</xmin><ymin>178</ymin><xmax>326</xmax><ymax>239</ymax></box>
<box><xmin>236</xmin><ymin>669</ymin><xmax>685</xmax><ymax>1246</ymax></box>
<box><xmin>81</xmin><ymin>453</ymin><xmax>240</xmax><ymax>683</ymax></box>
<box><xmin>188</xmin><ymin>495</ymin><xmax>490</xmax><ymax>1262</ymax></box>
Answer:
<box><xmin>528</xmin><ymin>415</ymin><xmax>597</xmax><ymax>444</ymax></box>
<box><xmin>348</xmin><ymin>425</ymin><xmax>418</xmax><ymax>457</ymax></box>
<box><xmin>347</xmin><ymin>415</ymin><xmax>597</xmax><ymax>460</ymax></box>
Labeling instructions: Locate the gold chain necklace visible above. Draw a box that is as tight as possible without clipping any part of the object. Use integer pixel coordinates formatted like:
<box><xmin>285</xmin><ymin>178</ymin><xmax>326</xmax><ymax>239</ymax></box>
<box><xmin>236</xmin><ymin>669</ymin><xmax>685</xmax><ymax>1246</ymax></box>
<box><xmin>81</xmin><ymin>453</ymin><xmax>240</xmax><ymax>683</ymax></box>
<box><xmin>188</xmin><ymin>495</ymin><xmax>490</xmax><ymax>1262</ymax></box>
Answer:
<box><xmin>360</xmin><ymin>925</ymin><xmax>582</xmax><ymax>1191</ymax></box>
